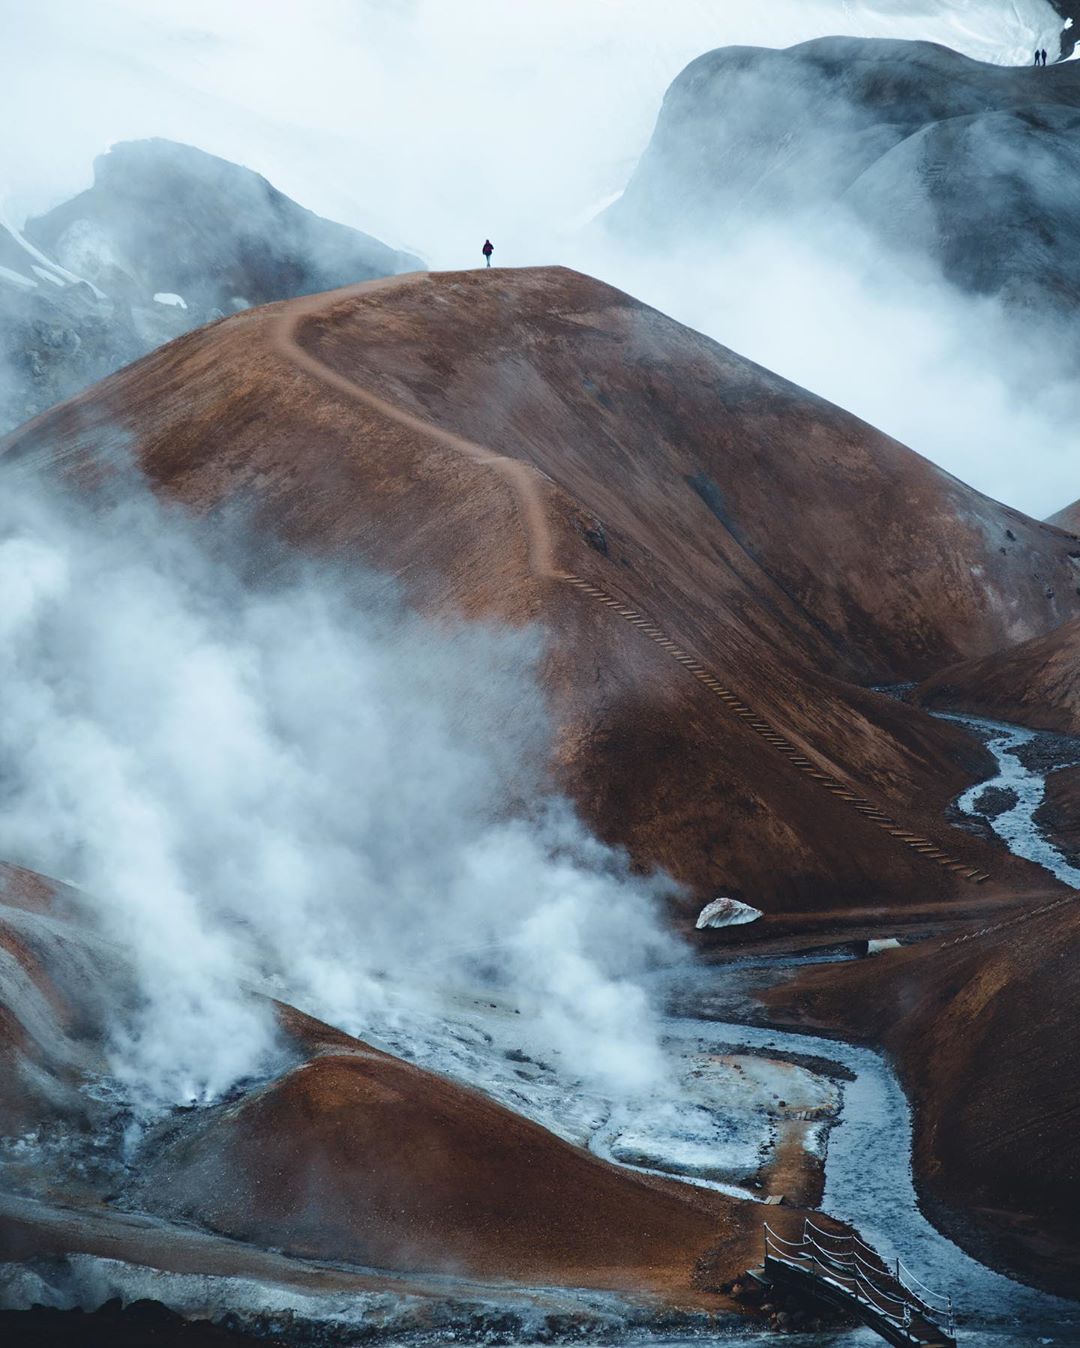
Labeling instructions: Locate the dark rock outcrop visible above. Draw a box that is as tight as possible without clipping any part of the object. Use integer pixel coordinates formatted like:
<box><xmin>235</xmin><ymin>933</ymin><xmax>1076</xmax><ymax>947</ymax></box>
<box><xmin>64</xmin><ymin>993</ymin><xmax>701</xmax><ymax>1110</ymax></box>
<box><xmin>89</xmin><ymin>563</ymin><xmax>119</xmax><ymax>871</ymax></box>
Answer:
<box><xmin>608</xmin><ymin>37</ymin><xmax>1080</xmax><ymax>312</ymax></box>
<box><xmin>0</xmin><ymin>140</ymin><xmax>421</xmax><ymax>433</ymax></box>
<box><xmin>1035</xmin><ymin>763</ymin><xmax>1080</xmax><ymax>866</ymax></box>
<box><xmin>25</xmin><ymin>139</ymin><xmax>422</xmax><ymax>316</ymax></box>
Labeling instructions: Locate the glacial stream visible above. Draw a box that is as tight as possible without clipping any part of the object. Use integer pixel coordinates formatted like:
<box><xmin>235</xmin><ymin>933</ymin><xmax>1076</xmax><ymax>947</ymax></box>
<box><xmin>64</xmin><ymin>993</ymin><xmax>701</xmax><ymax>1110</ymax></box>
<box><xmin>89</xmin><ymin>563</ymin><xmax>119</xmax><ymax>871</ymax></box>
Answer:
<box><xmin>656</xmin><ymin>1006</ymin><xmax>1079</xmax><ymax>1344</ymax></box>
<box><xmin>938</xmin><ymin>712</ymin><xmax>1080</xmax><ymax>888</ymax></box>
<box><xmin>645</xmin><ymin>714</ymin><xmax>1080</xmax><ymax>1344</ymax></box>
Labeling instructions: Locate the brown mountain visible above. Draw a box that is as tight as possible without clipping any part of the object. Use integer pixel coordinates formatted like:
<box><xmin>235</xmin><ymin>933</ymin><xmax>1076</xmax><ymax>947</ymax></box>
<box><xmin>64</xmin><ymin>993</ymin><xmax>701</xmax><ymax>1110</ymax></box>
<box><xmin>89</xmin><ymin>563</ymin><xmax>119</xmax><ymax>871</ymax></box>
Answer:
<box><xmin>4</xmin><ymin>267</ymin><xmax>1078</xmax><ymax>1308</ymax></box>
<box><xmin>4</xmin><ymin>267</ymin><xmax>1075</xmax><ymax>930</ymax></box>
<box><xmin>918</xmin><ymin>616</ymin><xmax>1080</xmax><ymax>734</ymax></box>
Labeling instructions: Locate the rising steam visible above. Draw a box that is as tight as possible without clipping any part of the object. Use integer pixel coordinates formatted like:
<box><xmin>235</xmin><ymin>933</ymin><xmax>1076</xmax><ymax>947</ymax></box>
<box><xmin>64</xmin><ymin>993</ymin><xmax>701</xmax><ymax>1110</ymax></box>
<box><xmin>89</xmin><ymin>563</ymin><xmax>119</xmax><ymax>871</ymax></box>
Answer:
<box><xmin>0</xmin><ymin>467</ymin><xmax>678</xmax><ymax>1107</ymax></box>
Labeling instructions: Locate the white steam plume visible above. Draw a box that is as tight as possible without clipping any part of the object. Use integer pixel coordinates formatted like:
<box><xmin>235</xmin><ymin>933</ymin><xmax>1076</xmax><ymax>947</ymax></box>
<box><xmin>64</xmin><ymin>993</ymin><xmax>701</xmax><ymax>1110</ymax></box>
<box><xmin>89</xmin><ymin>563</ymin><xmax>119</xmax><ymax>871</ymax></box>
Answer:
<box><xmin>0</xmin><ymin>468</ymin><xmax>678</xmax><ymax>1107</ymax></box>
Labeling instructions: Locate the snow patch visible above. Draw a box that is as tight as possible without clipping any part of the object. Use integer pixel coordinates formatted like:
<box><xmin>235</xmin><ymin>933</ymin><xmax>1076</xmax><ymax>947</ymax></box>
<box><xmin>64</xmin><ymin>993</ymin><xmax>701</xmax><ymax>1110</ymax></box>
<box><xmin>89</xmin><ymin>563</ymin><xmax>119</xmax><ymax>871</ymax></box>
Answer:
<box><xmin>30</xmin><ymin>265</ymin><xmax>65</xmax><ymax>287</ymax></box>
<box><xmin>153</xmin><ymin>292</ymin><xmax>187</xmax><ymax>309</ymax></box>
<box><xmin>0</xmin><ymin>264</ymin><xmax>37</xmax><ymax>291</ymax></box>
<box><xmin>0</xmin><ymin>209</ymin><xmax>104</xmax><ymax>298</ymax></box>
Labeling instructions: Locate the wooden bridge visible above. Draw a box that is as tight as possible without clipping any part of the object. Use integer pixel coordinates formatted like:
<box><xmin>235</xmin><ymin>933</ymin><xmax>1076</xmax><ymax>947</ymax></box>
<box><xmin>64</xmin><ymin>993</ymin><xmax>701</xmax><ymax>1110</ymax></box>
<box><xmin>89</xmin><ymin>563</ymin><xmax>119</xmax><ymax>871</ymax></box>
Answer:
<box><xmin>755</xmin><ymin>1219</ymin><xmax>956</xmax><ymax>1347</ymax></box>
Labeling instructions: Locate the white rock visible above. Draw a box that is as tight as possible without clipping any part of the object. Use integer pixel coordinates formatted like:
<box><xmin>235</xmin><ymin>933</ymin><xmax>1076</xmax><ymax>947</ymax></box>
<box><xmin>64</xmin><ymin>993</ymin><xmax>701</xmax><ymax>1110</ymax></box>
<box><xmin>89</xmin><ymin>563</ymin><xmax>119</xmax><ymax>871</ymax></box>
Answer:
<box><xmin>865</xmin><ymin>937</ymin><xmax>902</xmax><ymax>956</ymax></box>
<box><xmin>695</xmin><ymin>896</ymin><xmax>762</xmax><ymax>930</ymax></box>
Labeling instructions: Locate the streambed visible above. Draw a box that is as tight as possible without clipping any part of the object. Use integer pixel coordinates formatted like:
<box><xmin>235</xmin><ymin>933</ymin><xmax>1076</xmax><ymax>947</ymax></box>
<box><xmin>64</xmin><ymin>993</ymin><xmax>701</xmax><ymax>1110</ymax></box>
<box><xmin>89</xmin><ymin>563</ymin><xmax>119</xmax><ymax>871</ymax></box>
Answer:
<box><xmin>935</xmin><ymin>712</ymin><xmax>1080</xmax><ymax>887</ymax></box>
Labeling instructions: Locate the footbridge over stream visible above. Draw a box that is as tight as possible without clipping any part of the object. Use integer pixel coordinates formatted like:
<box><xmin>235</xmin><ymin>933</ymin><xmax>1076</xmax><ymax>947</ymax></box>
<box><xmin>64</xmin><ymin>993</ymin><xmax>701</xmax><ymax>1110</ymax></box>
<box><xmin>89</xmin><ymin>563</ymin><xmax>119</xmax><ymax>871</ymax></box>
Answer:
<box><xmin>756</xmin><ymin>1219</ymin><xmax>956</xmax><ymax>1347</ymax></box>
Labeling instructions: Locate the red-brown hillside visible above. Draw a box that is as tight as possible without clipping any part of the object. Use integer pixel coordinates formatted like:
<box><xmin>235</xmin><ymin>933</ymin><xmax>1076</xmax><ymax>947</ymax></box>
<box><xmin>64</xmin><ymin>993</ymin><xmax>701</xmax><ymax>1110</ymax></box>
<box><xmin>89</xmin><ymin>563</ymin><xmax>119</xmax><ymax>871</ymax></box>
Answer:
<box><xmin>3</xmin><ymin>268</ymin><xmax>1070</xmax><ymax>924</ymax></box>
<box><xmin>918</xmin><ymin>616</ymin><xmax>1080</xmax><ymax>735</ymax></box>
<box><xmin>0</xmin><ymin>870</ymin><xmax>770</xmax><ymax>1306</ymax></box>
<box><xmin>135</xmin><ymin>1045</ymin><xmax>756</xmax><ymax>1296</ymax></box>
<box><xmin>0</xmin><ymin>864</ymin><xmax>114</xmax><ymax>1133</ymax></box>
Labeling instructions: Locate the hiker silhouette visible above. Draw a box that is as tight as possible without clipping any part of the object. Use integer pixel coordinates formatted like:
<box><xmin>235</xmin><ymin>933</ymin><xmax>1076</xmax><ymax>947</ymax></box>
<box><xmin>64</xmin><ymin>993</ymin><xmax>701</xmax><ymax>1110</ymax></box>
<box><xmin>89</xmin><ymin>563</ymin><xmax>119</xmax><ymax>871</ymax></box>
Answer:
<box><xmin>482</xmin><ymin>239</ymin><xmax>494</xmax><ymax>267</ymax></box>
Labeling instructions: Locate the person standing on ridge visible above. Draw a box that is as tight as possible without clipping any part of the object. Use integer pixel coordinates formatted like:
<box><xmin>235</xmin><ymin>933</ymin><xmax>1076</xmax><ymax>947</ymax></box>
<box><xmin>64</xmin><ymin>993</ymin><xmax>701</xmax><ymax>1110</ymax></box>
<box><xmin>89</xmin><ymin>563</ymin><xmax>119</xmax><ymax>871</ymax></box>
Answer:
<box><xmin>1043</xmin><ymin>48</ymin><xmax>1050</xmax><ymax>66</ymax></box>
<box><xmin>482</xmin><ymin>239</ymin><xmax>494</xmax><ymax>267</ymax></box>
<box><xmin>1035</xmin><ymin>48</ymin><xmax>1041</xmax><ymax>64</ymax></box>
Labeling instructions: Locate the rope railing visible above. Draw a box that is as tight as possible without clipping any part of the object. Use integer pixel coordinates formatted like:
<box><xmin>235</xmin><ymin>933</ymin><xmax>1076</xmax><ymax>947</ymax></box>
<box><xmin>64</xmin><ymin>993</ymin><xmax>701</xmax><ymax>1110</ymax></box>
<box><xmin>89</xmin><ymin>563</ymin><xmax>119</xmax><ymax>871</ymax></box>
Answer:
<box><xmin>804</xmin><ymin>1216</ymin><xmax>851</xmax><ymax>1243</ymax></box>
<box><xmin>762</xmin><ymin>1218</ymin><xmax>955</xmax><ymax>1340</ymax></box>
<box><xmin>898</xmin><ymin>1259</ymin><xmax>952</xmax><ymax>1306</ymax></box>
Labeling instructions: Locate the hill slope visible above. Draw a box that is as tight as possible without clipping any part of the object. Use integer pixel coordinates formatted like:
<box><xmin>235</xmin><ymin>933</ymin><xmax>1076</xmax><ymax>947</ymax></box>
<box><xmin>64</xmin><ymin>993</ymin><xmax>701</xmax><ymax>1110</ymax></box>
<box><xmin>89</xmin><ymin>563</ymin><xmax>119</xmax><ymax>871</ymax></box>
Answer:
<box><xmin>3</xmin><ymin>266</ymin><xmax>1074</xmax><ymax>923</ymax></box>
<box><xmin>1047</xmin><ymin>497</ymin><xmax>1080</xmax><ymax>532</ymax></box>
<box><xmin>918</xmin><ymin>616</ymin><xmax>1080</xmax><ymax>733</ymax></box>
<box><xmin>0</xmin><ymin>868</ymin><xmax>757</xmax><ymax>1308</ymax></box>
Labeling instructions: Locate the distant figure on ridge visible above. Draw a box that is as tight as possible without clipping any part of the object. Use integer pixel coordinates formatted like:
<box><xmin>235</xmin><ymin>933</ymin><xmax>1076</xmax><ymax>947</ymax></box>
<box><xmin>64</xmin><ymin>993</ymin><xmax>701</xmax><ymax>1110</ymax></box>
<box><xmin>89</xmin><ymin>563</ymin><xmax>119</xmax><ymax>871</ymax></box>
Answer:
<box><xmin>482</xmin><ymin>239</ymin><xmax>494</xmax><ymax>267</ymax></box>
<box><xmin>1043</xmin><ymin>48</ymin><xmax>1050</xmax><ymax>66</ymax></box>
<box><xmin>1035</xmin><ymin>48</ymin><xmax>1042</xmax><ymax>65</ymax></box>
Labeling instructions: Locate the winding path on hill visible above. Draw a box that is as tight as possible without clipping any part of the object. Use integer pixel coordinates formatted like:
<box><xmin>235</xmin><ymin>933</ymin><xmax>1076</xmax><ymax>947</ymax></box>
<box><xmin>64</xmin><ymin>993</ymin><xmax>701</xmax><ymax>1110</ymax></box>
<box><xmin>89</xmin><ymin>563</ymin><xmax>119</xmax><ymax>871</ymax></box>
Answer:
<box><xmin>273</xmin><ymin>277</ymin><xmax>989</xmax><ymax>887</ymax></box>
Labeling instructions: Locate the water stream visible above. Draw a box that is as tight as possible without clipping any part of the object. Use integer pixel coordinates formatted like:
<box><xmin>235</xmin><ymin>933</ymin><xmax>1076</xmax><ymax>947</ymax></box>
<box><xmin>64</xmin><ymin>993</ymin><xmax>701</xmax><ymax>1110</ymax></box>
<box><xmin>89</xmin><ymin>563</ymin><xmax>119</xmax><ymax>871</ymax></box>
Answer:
<box><xmin>639</xmin><ymin>715</ymin><xmax>1080</xmax><ymax>1343</ymax></box>
<box><xmin>656</xmin><ymin>1003</ymin><xmax>1079</xmax><ymax>1343</ymax></box>
<box><xmin>936</xmin><ymin>712</ymin><xmax>1080</xmax><ymax>887</ymax></box>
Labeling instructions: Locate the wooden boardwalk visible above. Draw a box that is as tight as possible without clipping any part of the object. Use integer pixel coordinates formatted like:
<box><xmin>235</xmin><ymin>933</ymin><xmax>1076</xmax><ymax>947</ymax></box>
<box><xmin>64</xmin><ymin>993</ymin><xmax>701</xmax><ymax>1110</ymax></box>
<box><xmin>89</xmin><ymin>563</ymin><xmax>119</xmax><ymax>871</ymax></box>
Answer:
<box><xmin>755</xmin><ymin>1219</ymin><xmax>956</xmax><ymax>1347</ymax></box>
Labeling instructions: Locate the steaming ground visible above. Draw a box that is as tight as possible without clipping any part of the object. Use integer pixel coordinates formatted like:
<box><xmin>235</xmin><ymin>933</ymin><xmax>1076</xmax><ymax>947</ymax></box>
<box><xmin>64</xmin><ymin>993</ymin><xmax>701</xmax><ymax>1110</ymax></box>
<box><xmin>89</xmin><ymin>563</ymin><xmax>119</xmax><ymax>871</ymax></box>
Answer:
<box><xmin>0</xmin><ymin>466</ymin><xmax>679</xmax><ymax>1110</ymax></box>
<box><xmin>0</xmin><ymin>466</ymin><xmax>839</xmax><ymax>1232</ymax></box>
<box><xmin>575</xmin><ymin>216</ymin><xmax>1080</xmax><ymax>521</ymax></box>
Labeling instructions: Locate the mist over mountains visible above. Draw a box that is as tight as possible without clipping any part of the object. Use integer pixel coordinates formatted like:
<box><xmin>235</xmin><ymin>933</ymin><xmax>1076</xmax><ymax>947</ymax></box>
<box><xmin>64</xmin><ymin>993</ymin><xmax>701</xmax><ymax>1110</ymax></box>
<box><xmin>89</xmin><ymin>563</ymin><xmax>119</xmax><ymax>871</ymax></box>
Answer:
<box><xmin>0</xmin><ymin>139</ymin><xmax>420</xmax><ymax>430</ymax></box>
<box><xmin>609</xmin><ymin>37</ymin><xmax>1080</xmax><ymax>316</ymax></box>
<box><xmin>2</xmin><ymin>3</ymin><xmax>1080</xmax><ymax>1343</ymax></box>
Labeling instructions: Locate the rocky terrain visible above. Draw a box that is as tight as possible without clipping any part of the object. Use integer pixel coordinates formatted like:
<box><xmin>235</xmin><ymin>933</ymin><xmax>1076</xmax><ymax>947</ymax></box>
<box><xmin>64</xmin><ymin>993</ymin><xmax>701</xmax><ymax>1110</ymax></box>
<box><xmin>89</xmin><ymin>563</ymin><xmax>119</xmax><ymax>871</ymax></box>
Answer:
<box><xmin>1048</xmin><ymin>494</ymin><xmax>1080</xmax><ymax>532</ymax></box>
<box><xmin>607</xmin><ymin>36</ymin><xmax>1080</xmax><ymax>317</ymax></box>
<box><xmin>1035</xmin><ymin>764</ymin><xmax>1080</xmax><ymax>864</ymax></box>
<box><xmin>0</xmin><ymin>140</ymin><xmax>421</xmax><ymax>433</ymax></box>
